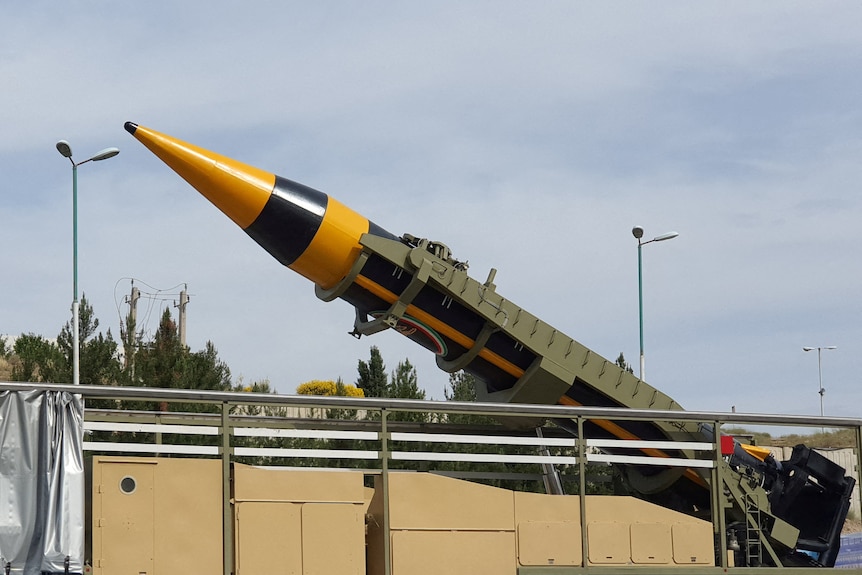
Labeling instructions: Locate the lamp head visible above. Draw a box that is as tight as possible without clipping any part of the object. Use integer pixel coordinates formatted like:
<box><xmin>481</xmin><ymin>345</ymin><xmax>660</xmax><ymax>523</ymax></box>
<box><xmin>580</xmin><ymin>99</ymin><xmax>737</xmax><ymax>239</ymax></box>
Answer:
<box><xmin>90</xmin><ymin>147</ymin><xmax>120</xmax><ymax>161</ymax></box>
<box><xmin>632</xmin><ymin>226</ymin><xmax>644</xmax><ymax>240</ymax></box>
<box><xmin>56</xmin><ymin>140</ymin><xmax>73</xmax><ymax>158</ymax></box>
<box><xmin>654</xmin><ymin>232</ymin><xmax>679</xmax><ymax>242</ymax></box>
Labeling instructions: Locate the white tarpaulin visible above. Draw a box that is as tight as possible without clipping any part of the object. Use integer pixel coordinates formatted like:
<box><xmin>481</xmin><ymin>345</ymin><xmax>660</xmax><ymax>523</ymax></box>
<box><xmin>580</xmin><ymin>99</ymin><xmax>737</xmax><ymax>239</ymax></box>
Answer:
<box><xmin>0</xmin><ymin>390</ymin><xmax>84</xmax><ymax>575</ymax></box>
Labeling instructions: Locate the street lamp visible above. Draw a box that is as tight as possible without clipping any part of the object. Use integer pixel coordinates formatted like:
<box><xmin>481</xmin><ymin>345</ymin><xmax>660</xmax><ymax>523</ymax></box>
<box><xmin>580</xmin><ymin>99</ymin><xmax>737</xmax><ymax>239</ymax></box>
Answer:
<box><xmin>632</xmin><ymin>226</ymin><xmax>679</xmax><ymax>381</ymax></box>
<box><xmin>802</xmin><ymin>345</ymin><xmax>837</xmax><ymax>417</ymax></box>
<box><xmin>56</xmin><ymin>140</ymin><xmax>119</xmax><ymax>385</ymax></box>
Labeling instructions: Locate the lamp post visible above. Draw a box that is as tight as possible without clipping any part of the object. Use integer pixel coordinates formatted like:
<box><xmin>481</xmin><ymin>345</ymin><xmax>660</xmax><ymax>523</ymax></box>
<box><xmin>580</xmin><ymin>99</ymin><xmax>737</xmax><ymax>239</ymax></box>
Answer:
<box><xmin>802</xmin><ymin>345</ymin><xmax>837</xmax><ymax>417</ymax></box>
<box><xmin>56</xmin><ymin>140</ymin><xmax>119</xmax><ymax>385</ymax></box>
<box><xmin>632</xmin><ymin>226</ymin><xmax>679</xmax><ymax>381</ymax></box>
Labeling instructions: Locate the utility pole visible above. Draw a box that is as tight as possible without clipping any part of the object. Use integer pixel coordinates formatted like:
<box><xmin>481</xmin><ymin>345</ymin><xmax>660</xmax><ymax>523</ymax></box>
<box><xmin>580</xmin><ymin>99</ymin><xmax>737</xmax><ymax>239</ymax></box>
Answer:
<box><xmin>124</xmin><ymin>283</ymin><xmax>140</xmax><ymax>371</ymax></box>
<box><xmin>176</xmin><ymin>285</ymin><xmax>189</xmax><ymax>348</ymax></box>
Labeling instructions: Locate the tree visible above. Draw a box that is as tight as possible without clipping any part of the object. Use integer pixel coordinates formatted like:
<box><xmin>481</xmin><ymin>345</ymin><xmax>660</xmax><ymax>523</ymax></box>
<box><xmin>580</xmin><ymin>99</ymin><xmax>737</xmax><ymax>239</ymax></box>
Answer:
<box><xmin>180</xmin><ymin>341</ymin><xmax>232</xmax><ymax>392</ymax></box>
<box><xmin>10</xmin><ymin>333</ymin><xmax>63</xmax><ymax>382</ymax></box>
<box><xmin>56</xmin><ymin>294</ymin><xmax>121</xmax><ymax>385</ymax></box>
<box><xmin>0</xmin><ymin>336</ymin><xmax>10</xmax><ymax>381</ymax></box>
<box><xmin>388</xmin><ymin>358</ymin><xmax>427</xmax><ymax>422</ymax></box>
<box><xmin>390</xmin><ymin>359</ymin><xmax>424</xmax><ymax>400</ymax></box>
<box><xmin>444</xmin><ymin>370</ymin><xmax>495</xmax><ymax>426</ymax></box>
<box><xmin>119</xmin><ymin>307</ymin><xmax>140</xmax><ymax>384</ymax></box>
<box><xmin>445</xmin><ymin>370</ymin><xmax>478</xmax><ymax>402</ymax></box>
<box><xmin>134</xmin><ymin>309</ymin><xmax>184</xmax><ymax>389</ymax></box>
<box><xmin>130</xmin><ymin>309</ymin><xmax>232</xmax><ymax>413</ymax></box>
<box><xmin>297</xmin><ymin>378</ymin><xmax>364</xmax><ymax>420</ymax></box>
<box><xmin>615</xmin><ymin>352</ymin><xmax>633</xmax><ymax>374</ymax></box>
<box><xmin>356</xmin><ymin>346</ymin><xmax>388</xmax><ymax>398</ymax></box>
<box><xmin>296</xmin><ymin>379</ymin><xmax>364</xmax><ymax>397</ymax></box>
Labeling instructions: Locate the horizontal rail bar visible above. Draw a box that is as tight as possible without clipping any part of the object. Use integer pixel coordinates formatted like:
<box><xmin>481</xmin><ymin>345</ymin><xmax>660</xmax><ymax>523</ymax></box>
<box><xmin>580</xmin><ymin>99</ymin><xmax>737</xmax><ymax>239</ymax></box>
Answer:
<box><xmin>233</xmin><ymin>428</ymin><xmax>378</xmax><ymax>441</ymax></box>
<box><xmin>586</xmin><ymin>439</ymin><xmax>713</xmax><ymax>451</ymax></box>
<box><xmin>391</xmin><ymin>432</ymin><xmax>576</xmax><ymax>447</ymax></box>
<box><xmin>83</xmin><ymin>442</ymin><xmax>219</xmax><ymax>455</ymax></box>
<box><xmin>233</xmin><ymin>447</ymin><xmax>379</xmax><ymax>459</ymax></box>
<box><xmin>587</xmin><ymin>453</ymin><xmax>714</xmax><ymax>468</ymax></box>
<box><xmin>84</xmin><ymin>421</ymin><xmax>220</xmax><ymax>435</ymax></box>
<box><xmin>391</xmin><ymin>452</ymin><xmax>580</xmax><ymax>465</ymax></box>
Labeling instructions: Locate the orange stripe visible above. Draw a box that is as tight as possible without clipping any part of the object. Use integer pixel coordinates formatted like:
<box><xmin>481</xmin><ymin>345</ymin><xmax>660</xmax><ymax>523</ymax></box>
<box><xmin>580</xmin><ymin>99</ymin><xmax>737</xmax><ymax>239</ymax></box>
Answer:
<box><xmin>353</xmin><ymin>274</ymin><xmax>525</xmax><ymax>378</ymax></box>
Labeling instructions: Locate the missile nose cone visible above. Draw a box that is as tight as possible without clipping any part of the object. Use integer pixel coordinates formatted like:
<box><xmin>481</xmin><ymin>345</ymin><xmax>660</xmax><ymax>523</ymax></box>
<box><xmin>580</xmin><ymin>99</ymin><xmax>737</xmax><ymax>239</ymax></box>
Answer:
<box><xmin>124</xmin><ymin>123</ymin><xmax>275</xmax><ymax>229</ymax></box>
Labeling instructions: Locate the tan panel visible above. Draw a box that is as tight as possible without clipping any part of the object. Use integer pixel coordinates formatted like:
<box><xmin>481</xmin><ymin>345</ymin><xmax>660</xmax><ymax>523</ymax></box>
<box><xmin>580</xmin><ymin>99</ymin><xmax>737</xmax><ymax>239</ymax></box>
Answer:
<box><xmin>518</xmin><ymin>521</ymin><xmax>581</xmax><ymax>566</ymax></box>
<box><xmin>153</xmin><ymin>458</ymin><xmax>223</xmax><ymax>574</ymax></box>
<box><xmin>587</xmin><ymin>522</ymin><xmax>630</xmax><ymax>565</ymax></box>
<box><xmin>391</xmin><ymin>530</ymin><xmax>515</xmax><ymax>575</ymax></box>
<box><xmin>386</xmin><ymin>473</ymin><xmax>514</xmax><ymax>530</ymax></box>
<box><xmin>94</xmin><ymin>461</ymin><xmax>155</xmax><ymax>575</ymax></box>
<box><xmin>234</xmin><ymin>464</ymin><xmax>365</xmax><ymax>503</ymax></box>
<box><xmin>235</xmin><ymin>502</ymin><xmax>302</xmax><ymax>575</ymax></box>
<box><xmin>630</xmin><ymin>523</ymin><xmax>671</xmax><ymax>564</ymax></box>
<box><xmin>586</xmin><ymin>495</ymin><xmax>707</xmax><ymax>527</ymax></box>
<box><xmin>302</xmin><ymin>504</ymin><xmax>365</xmax><ymax>575</ymax></box>
<box><xmin>513</xmin><ymin>491</ymin><xmax>580</xmax><ymax>523</ymax></box>
<box><xmin>672</xmin><ymin>522</ymin><xmax>715</xmax><ymax>565</ymax></box>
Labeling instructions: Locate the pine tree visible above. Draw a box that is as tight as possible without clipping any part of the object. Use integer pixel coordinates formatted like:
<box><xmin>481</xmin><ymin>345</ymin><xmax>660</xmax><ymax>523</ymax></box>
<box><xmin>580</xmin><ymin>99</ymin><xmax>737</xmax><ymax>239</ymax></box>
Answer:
<box><xmin>389</xmin><ymin>358</ymin><xmax>427</xmax><ymax>422</ymax></box>
<box><xmin>356</xmin><ymin>346</ymin><xmax>388</xmax><ymax>397</ymax></box>
<box><xmin>615</xmin><ymin>352</ymin><xmax>633</xmax><ymax>374</ymax></box>
<box><xmin>55</xmin><ymin>294</ymin><xmax>121</xmax><ymax>385</ymax></box>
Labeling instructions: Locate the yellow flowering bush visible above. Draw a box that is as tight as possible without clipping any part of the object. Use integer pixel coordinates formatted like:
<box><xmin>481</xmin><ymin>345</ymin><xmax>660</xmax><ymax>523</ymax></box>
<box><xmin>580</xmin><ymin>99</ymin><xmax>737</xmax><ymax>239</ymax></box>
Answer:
<box><xmin>296</xmin><ymin>380</ymin><xmax>365</xmax><ymax>398</ymax></box>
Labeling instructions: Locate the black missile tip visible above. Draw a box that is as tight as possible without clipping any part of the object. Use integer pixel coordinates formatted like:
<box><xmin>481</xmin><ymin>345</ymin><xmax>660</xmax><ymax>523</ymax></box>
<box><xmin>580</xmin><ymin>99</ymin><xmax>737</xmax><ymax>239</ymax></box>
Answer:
<box><xmin>124</xmin><ymin>122</ymin><xmax>138</xmax><ymax>135</ymax></box>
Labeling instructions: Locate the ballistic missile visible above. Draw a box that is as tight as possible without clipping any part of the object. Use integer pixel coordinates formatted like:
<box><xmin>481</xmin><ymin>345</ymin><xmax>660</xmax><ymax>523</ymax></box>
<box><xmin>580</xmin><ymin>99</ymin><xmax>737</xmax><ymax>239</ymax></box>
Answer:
<box><xmin>124</xmin><ymin>122</ymin><xmax>698</xmax><ymax>445</ymax></box>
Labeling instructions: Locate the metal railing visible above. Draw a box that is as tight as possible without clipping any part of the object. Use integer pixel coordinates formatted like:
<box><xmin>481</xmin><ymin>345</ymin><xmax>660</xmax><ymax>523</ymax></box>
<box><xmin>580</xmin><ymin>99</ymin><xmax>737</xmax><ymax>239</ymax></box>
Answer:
<box><xmin>2</xmin><ymin>381</ymin><xmax>862</xmax><ymax>574</ymax></box>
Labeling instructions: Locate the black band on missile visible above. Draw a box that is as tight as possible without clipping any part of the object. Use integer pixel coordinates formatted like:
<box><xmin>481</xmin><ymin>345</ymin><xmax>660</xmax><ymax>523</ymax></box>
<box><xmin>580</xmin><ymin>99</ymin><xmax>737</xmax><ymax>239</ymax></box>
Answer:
<box><xmin>367</xmin><ymin>220</ymin><xmax>399</xmax><ymax>242</ymax></box>
<box><xmin>245</xmin><ymin>176</ymin><xmax>327</xmax><ymax>266</ymax></box>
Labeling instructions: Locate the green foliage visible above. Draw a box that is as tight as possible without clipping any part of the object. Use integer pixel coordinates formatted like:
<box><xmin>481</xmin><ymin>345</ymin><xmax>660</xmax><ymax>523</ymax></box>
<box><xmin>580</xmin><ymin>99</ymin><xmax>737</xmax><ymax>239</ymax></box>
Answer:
<box><xmin>356</xmin><ymin>346</ymin><xmax>388</xmax><ymax>397</ymax></box>
<box><xmin>444</xmin><ymin>371</ymin><xmax>495</xmax><ymax>426</ymax></box>
<box><xmin>7</xmin><ymin>296</ymin><xmax>120</xmax><ymax>385</ymax></box>
<box><xmin>389</xmin><ymin>358</ymin><xmax>424</xmax><ymax>400</ymax></box>
<box><xmin>615</xmin><ymin>352</ymin><xmax>633</xmax><ymax>374</ymax></box>
<box><xmin>180</xmin><ymin>341</ymin><xmax>232</xmax><ymax>392</ymax></box>
<box><xmin>123</xmin><ymin>309</ymin><xmax>232</xmax><ymax>413</ymax></box>
<box><xmin>388</xmin><ymin>358</ymin><xmax>428</xmax><ymax>422</ymax></box>
<box><xmin>11</xmin><ymin>333</ymin><xmax>63</xmax><ymax>382</ymax></box>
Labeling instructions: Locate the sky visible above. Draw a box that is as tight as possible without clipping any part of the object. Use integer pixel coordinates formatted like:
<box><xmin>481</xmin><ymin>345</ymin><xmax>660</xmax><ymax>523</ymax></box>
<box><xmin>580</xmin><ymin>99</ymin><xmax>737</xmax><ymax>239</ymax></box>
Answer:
<box><xmin>2</xmin><ymin>2</ymin><xmax>861</xmax><ymax>425</ymax></box>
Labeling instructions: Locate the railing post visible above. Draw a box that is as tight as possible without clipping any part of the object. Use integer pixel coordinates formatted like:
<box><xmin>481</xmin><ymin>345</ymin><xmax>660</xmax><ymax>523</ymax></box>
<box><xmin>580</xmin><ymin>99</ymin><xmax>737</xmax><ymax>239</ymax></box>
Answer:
<box><xmin>381</xmin><ymin>408</ymin><xmax>391</xmax><ymax>575</ymax></box>
<box><xmin>221</xmin><ymin>401</ymin><xmax>233</xmax><ymax>575</ymax></box>
<box><xmin>712</xmin><ymin>419</ymin><xmax>728</xmax><ymax>568</ymax></box>
<box><xmin>856</xmin><ymin>424</ymin><xmax>862</xmax><ymax>531</ymax></box>
<box><xmin>577</xmin><ymin>416</ymin><xmax>588</xmax><ymax>568</ymax></box>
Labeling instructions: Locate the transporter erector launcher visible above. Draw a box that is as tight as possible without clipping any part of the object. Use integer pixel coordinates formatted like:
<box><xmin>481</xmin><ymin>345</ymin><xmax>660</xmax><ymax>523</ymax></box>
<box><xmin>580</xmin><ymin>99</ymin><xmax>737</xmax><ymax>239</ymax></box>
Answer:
<box><xmin>122</xmin><ymin>122</ymin><xmax>684</xmax><ymax>435</ymax></box>
<box><xmin>126</xmin><ymin>123</ymin><xmax>855</xmax><ymax>566</ymax></box>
